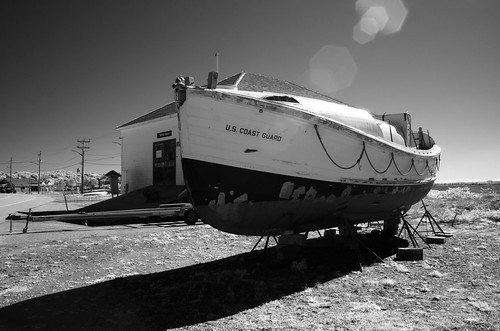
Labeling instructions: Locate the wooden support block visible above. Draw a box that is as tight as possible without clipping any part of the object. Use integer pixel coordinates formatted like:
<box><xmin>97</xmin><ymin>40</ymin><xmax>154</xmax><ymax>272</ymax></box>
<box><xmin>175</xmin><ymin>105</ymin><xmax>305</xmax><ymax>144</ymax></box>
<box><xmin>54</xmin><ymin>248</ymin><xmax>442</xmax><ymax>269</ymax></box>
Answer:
<box><xmin>396</xmin><ymin>247</ymin><xmax>423</xmax><ymax>261</ymax></box>
<box><xmin>435</xmin><ymin>232</ymin><xmax>453</xmax><ymax>238</ymax></box>
<box><xmin>383</xmin><ymin>218</ymin><xmax>400</xmax><ymax>236</ymax></box>
<box><xmin>277</xmin><ymin>234</ymin><xmax>307</xmax><ymax>261</ymax></box>
<box><xmin>426</xmin><ymin>236</ymin><xmax>446</xmax><ymax>244</ymax></box>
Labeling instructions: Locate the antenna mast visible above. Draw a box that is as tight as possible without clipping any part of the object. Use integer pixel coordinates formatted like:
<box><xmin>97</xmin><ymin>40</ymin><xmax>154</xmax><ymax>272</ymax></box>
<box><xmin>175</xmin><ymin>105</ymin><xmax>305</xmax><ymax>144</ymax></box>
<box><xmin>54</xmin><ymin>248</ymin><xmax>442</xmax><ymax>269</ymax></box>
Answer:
<box><xmin>215</xmin><ymin>52</ymin><xmax>219</xmax><ymax>72</ymax></box>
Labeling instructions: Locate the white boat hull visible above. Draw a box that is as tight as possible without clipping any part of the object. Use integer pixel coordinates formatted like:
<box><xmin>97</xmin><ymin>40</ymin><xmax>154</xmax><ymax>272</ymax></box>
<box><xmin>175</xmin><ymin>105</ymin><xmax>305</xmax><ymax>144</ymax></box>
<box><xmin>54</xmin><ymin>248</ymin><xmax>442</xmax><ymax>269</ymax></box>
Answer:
<box><xmin>178</xmin><ymin>86</ymin><xmax>440</xmax><ymax>235</ymax></box>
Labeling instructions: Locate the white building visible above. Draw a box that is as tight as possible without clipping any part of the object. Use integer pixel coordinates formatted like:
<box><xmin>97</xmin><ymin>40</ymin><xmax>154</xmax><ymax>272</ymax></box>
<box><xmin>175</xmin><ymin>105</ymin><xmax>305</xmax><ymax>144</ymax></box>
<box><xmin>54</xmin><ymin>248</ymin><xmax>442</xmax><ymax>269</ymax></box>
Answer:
<box><xmin>116</xmin><ymin>102</ymin><xmax>184</xmax><ymax>193</ymax></box>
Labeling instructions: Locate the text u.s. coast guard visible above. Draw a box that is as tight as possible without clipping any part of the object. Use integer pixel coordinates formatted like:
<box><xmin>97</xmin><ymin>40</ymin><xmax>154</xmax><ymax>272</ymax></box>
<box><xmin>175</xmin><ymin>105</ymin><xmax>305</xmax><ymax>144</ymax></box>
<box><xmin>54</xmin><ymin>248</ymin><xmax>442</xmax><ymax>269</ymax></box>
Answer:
<box><xmin>225</xmin><ymin>124</ymin><xmax>282</xmax><ymax>142</ymax></box>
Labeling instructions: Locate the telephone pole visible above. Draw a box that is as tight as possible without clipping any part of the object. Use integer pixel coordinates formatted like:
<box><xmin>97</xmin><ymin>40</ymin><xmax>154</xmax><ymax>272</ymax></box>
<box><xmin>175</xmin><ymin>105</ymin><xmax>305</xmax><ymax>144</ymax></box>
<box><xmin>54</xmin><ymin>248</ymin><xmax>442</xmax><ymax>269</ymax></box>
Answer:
<box><xmin>9</xmin><ymin>157</ymin><xmax>12</xmax><ymax>185</ymax></box>
<box><xmin>76</xmin><ymin>139</ymin><xmax>90</xmax><ymax>194</ymax></box>
<box><xmin>38</xmin><ymin>151</ymin><xmax>42</xmax><ymax>194</ymax></box>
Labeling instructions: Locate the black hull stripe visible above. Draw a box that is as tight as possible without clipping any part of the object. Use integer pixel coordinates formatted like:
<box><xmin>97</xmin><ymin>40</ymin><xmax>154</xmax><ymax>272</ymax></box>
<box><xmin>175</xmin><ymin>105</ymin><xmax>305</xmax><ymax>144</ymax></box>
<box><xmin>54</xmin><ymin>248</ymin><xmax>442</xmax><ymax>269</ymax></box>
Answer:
<box><xmin>182</xmin><ymin>158</ymin><xmax>434</xmax><ymax>235</ymax></box>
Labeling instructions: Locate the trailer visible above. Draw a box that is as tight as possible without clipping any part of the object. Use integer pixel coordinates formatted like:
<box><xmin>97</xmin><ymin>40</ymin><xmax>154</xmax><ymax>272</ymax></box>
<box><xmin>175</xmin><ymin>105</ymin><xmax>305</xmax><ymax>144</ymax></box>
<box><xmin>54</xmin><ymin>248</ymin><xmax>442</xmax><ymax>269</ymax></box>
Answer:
<box><xmin>14</xmin><ymin>202</ymin><xmax>200</xmax><ymax>226</ymax></box>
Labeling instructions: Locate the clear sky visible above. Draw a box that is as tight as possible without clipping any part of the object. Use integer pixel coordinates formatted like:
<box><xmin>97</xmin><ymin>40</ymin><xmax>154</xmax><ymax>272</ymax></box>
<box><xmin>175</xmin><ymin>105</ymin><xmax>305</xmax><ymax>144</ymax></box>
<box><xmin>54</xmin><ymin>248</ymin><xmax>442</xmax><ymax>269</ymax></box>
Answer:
<box><xmin>1</xmin><ymin>0</ymin><xmax>499</xmax><ymax>183</ymax></box>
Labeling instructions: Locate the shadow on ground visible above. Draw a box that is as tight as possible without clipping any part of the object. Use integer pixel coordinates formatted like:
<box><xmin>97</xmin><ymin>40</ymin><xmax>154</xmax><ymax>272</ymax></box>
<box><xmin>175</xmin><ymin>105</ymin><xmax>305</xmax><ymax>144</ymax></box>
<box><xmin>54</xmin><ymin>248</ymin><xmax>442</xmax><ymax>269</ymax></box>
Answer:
<box><xmin>61</xmin><ymin>215</ymin><xmax>191</xmax><ymax>227</ymax></box>
<box><xmin>2</xmin><ymin>219</ymin><xmax>202</xmax><ymax>238</ymax></box>
<box><xmin>0</xmin><ymin>234</ymin><xmax>405</xmax><ymax>331</ymax></box>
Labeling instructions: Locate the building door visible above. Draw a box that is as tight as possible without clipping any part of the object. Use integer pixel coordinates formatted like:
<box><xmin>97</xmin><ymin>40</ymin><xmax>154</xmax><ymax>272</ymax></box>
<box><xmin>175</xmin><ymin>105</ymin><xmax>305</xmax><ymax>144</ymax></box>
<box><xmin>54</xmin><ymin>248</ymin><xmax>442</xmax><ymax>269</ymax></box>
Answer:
<box><xmin>153</xmin><ymin>139</ymin><xmax>176</xmax><ymax>186</ymax></box>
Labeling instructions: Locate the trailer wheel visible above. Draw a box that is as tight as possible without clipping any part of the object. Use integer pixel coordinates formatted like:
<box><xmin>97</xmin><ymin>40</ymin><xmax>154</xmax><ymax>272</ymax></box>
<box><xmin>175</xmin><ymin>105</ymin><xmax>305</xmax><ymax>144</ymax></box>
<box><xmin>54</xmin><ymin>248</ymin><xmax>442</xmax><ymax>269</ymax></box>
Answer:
<box><xmin>184</xmin><ymin>209</ymin><xmax>198</xmax><ymax>225</ymax></box>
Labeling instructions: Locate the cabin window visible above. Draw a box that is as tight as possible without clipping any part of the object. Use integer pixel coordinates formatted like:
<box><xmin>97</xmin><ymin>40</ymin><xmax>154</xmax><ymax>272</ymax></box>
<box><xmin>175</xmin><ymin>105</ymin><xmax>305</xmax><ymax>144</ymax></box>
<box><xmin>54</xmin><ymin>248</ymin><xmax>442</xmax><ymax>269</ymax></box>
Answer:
<box><xmin>264</xmin><ymin>95</ymin><xmax>299</xmax><ymax>103</ymax></box>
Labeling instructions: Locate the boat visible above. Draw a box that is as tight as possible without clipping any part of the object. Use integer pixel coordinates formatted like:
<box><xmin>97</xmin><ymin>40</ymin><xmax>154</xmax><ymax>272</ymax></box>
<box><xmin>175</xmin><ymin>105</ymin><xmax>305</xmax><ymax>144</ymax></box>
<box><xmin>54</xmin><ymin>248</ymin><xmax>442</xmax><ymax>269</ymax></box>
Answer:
<box><xmin>173</xmin><ymin>72</ymin><xmax>441</xmax><ymax>236</ymax></box>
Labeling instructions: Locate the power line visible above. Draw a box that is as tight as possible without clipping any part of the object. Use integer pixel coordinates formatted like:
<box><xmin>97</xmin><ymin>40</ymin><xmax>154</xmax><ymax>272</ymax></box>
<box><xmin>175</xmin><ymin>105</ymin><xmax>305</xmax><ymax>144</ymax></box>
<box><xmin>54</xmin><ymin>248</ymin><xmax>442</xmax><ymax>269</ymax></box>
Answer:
<box><xmin>86</xmin><ymin>153</ymin><xmax>121</xmax><ymax>157</ymax></box>
<box><xmin>87</xmin><ymin>162</ymin><xmax>121</xmax><ymax>166</ymax></box>
<box><xmin>0</xmin><ymin>159</ymin><xmax>36</xmax><ymax>165</ymax></box>
<box><xmin>42</xmin><ymin>155</ymin><xmax>80</xmax><ymax>166</ymax></box>
<box><xmin>42</xmin><ymin>142</ymin><xmax>83</xmax><ymax>158</ymax></box>
<box><xmin>41</xmin><ymin>162</ymin><xmax>81</xmax><ymax>171</ymax></box>
<box><xmin>87</xmin><ymin>156</ymin><xmax>120</xmax><ymax>162</ymax></box>
<box><xmin>89</xmin><ymin>130</ymin><xmax>119</xmax><ymax>141</ymax></box>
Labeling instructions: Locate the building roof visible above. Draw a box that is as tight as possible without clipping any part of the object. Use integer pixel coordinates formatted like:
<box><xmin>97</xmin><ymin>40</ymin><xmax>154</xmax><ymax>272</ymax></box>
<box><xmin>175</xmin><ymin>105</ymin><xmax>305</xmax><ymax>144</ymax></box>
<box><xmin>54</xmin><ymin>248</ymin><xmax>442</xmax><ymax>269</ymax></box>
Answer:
<box><xmin>116</xmin><ymin>102</ymin><xmax>177</xmax><ymax>129</ymax></box>
<box><xmin>0</xmin><ymin>177</ymin><xmax>37</xmax><ymax>186</ymax></box>
<box><xmin>103</xmin><ymin>170</ymin><xmax>121</xmax><ymax>178</ymax></box>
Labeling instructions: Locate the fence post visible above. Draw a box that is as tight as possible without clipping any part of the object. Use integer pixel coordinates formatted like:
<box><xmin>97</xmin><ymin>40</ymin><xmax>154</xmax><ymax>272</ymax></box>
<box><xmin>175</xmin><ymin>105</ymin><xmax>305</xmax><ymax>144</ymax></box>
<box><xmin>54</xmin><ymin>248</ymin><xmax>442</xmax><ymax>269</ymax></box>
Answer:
<box><xmin>22</xmin><ymin>208</ymin><xmax>31</xmax><ymax>234</ymax></box>
<box><xmin>64</xmin><ymin>194</ymin><xmax>69</xmax><ymax>211</ymax></box>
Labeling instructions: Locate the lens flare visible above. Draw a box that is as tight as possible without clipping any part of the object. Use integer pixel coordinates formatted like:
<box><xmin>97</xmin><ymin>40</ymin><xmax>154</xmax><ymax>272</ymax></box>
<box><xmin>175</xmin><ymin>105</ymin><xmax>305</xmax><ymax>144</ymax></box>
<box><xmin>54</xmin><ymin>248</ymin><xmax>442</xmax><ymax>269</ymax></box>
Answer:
<box><xmin>354</xmin><ymin>0</ymin><xmax>408</xmax><ymax>44</ymax></box>
<box><xmin>353</xmin><ymin>21</ymin><xmax>376</xmax><ymax>45</ymax></box>
<box><xmin>308</xmin><ymin>45</ymin><xmax>357</xmax><ymax>93</ymax></box>
<box><xmin>362</xmin><ymin>6</ymin><xmax>389</xmax><ymax>35</ymax></box>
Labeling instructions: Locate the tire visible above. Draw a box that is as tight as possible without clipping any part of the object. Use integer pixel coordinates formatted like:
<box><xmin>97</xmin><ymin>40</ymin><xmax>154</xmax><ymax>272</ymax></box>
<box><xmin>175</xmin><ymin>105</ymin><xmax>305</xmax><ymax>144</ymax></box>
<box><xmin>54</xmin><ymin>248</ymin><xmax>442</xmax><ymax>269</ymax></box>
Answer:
<box><xmin>184</xmin><ymin>209</ymin><xmax>198</xmax><ymax>225</ymax></box>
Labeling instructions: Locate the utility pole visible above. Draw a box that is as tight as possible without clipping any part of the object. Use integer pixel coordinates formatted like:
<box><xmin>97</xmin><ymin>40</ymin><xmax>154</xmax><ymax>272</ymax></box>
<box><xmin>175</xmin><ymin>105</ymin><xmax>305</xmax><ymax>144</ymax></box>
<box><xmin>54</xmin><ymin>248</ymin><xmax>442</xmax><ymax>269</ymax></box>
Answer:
<box><xmin>76</xmin><ymin>139</ymin><xmax>90</xmax><ymax>194</ymax></box>
<box><xmin>9</xmin><ymin>157</ymin><xmax>12</xmax><ymax>185</ymax></box>
<box><xmin>38</xmin><ymin>151</ymin><xmax>42</xmax><ymax>194</ymax></box>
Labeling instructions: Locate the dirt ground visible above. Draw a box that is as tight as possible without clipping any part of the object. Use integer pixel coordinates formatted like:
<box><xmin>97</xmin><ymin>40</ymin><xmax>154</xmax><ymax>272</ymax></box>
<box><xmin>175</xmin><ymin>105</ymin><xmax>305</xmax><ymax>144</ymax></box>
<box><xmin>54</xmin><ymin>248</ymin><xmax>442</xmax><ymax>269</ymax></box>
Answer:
<box><xmin>0</xmin><ymin>190</ymin><xmax>499</xmax><ymax>331</ymax></box>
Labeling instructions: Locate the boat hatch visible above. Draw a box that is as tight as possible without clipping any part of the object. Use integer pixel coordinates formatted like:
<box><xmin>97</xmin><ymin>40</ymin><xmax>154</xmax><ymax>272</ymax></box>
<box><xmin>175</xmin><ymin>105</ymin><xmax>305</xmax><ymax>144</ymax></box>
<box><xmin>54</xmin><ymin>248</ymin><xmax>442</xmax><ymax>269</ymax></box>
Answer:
<box><xmin>263</xmin><ymin>95</ymin><xmax>299</xmax><ymax>103</ymax></box>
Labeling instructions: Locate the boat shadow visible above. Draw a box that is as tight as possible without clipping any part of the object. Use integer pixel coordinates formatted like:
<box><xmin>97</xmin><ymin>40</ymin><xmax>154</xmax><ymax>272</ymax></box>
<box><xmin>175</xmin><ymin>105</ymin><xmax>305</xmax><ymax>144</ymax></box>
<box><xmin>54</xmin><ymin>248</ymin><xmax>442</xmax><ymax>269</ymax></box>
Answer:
<box><xmin>0</xmin><ymin>233</ymin><xmax>405</xmax><ymax>330</ymax></box>
<box><xmin>2</xmin><ymin>219</ymin><xmax>199</xmax><ymax>237</ymax></box>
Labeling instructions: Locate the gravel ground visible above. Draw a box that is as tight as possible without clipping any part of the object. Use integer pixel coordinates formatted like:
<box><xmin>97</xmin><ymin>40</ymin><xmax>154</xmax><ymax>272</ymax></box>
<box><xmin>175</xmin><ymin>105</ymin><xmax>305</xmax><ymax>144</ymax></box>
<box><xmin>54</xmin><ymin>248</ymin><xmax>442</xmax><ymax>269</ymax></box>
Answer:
<box><xmin>0</xmin><ymin>191</ymin><xmax>499</xmax><ymax>331</ymax></box>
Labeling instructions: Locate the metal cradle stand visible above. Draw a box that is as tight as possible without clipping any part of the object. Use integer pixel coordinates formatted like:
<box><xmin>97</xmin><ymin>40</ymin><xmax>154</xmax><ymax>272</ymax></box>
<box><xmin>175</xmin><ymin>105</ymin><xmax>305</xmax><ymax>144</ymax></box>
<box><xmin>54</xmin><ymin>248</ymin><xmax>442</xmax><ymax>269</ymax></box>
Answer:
<box><xmin>250</xmin><ymin>235</ymin><xmax>278</xmax><ymax>253</ymax></box>
<box><xmin>413</xmin><ymin>200</ymin><xmax>452</xmax><ymax>238</ymax></box>
<box><xmin>398</xmin><ymin>210</ymin><xmax>431</xmax><ymax>248</ymax></box>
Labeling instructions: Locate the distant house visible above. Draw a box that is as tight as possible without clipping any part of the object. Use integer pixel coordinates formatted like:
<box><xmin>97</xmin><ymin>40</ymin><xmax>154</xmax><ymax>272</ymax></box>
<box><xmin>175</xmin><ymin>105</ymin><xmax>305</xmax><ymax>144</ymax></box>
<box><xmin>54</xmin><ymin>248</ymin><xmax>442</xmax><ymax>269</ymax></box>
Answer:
<box><xmin>0</xmin><ymin>176</ymin><xmax>38</xmax><ymax>192</ymax></box>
